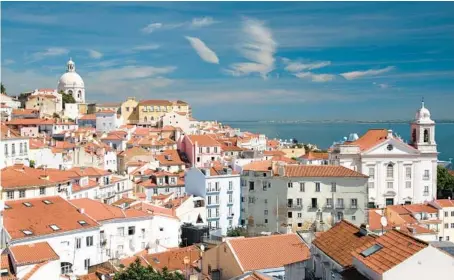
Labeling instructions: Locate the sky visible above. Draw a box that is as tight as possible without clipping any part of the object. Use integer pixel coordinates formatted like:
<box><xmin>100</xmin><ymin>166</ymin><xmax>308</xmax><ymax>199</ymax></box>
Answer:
<box><xmin>2</xmin><ymin>1</ymin><xmax>454</xmax><ymax>121</ymax></box>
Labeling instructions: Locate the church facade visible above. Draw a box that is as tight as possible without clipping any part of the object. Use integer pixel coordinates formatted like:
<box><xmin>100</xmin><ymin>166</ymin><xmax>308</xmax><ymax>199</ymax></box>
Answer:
<box><xmin>329</xmin><ymin>102</ymin><xmax>438</xmax><ymax>208</ymax></box>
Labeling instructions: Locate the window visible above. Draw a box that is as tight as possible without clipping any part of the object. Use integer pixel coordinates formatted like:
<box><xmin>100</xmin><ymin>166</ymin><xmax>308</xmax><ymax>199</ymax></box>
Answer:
<box><xmin>387</xmin><ymin>182</ymin><xmax>393</xmax><ymax>189</ymax></box>
<box><xmin>445</xmin><ymin>212</ymin><xmax>449</xmax><ymax>217</ymax></box>
<box><xmin>352</xmin><ymin>216</ymin><xmax>356</xmax><ymax>221</ymax></box>
<box><xmin>50</xmin><ymin>224</ymin><xmax>60</xmax><ymax>231</ymax></box>
<box><xmin>326</xmin><ymin>198</ymin><xmax>333</xmax><ymax>208</ymax></box>
<box><xmin>19</xmin><ymin>190</ymin><xmax>25</xmax><ymax>198</ymax></box>
<box><xmin>229</xmin><ymin>193</ymin><xmax>232</xmax><ymax>203</ymax></box>
<box><xmin>368</xmin><ymin>182</ymin><xmax>374</xmax><ymax>188</ymax></box>
<box><xmin>424</xmin><ymin>186</ymin><xmax>429</xmax><ymax>195</ymax></box>
<box><xmin>11</xmin><ymin>143</ymin><xmax>15</xmax><ymax>156</ymax></box>
<box><xmin>447</xmin><ymin>236</ymin><xmax>450</xmax><ymax>241</ymax></box>
<box><xmin>331</xmin><ymin>182</ymin><xmax>336</xmax><ymax>192</ymax></box>
<box><xmin>445</xmin><ymin>223</ymin><xmax>449</xmax><ymax>229</ymax></box>
<box><xmin>368</xmin><ymin>167</ymin><xmax>374</xmax><ymax>179</ymax></box>
<box><xmin>351</xmin><ymin>199</ymin><xmax>358</xmax><ymax>209</ymax></box>
<box><xmin>7</xmin><ymin>191</ymin><xmax>14</xmax><ymax>200</ymax></box>
<box><xmin>288</xmin><ymin>212</ymin><xmax>293</xmax><ymax>218</ymax></box>
<box><xmin>299</xmin><ymin>182</ymin><xmax>305</xmax><ymax>192</ymax></box>
<box><xmin>40</xmin><ymin>187</ymin><xmax>46</xmax><ymax>195</ymax></box>
<box><xmin>84</xmin><ymin>259</ymin><xmax>90</xmax><ymax>270</ymax></box>
<box><xmin>264</xmin><ymin>199</ymin><xmax>268</xmax><ymax>204</ymax></box>
<box><xmin>128</xmin><ymin>226</ymin><xmax>135</xmax><ymax>236</ymax></box>
<box><xmin>216</xmin><ymin>195</ymin><xmax>219</xmax><ymax>204</ymax></box>
<box><xmin>264</xmin><ymin>210</ymin><xmax>268</xmax><ymax>216</ymax></box>
<box><xmin>298</xmin><ymin>213</ymin><xmax>302</xmax><ymax>218</ymax></box>
<box><xmin>315</xmin><ymin>182</ymin><xmax>320</xmax><ymax>192</ymax></box>
<box><xmin>229</xmin><ymin>181</ymin><xmax>233</xmax><ymax>190</ymax></box>
<box><xmin>265</xmin><ymin>219</ymin><xmax>268</xmax><ymax>224</ymax></box>
<box><xmin>423</xmin><ymin>170</ymin><xmax>430</xmax><ymax>180</ymax></box>
<box><xmin>19</xmin><ymin>143</ymin><xmax>23</xmax><ymax>154</ymax></box>
<box><xmin>215</xmin><ymin>182</ymin><xmax>220</xmax><ymax>191</ymax></box>
<box><xmin>86</xmin><ymin>236</ymin><xmax>93</xmax><ymax>247</ymax></box>
<box><xmin>24</xmin><ymin>143</ymin><xmax>27</xmax><ymax>153</ymax></box>
<box><xmin>288</xmin><ymin>182</ymin><xmax>293</xmax><ymax>188</ymax></box>
<box><xmin>262</xmin><ymin>182</ymin><xmax>267</xmax><ymax>191</ymax></box>
<box><xmin>206</xmin><ymin>147</ymin><xmax>210</xmax><ymax>153</ymax></box>
<box><xmin>214</xmin><ymin>147</ymin><xmax>218</xmax><ymax>153</ymax></box>
<box><xmin>198</xmin><ymin>147</ymin><xmax>202</xmax><ymax>153</ymax></box>
<box><xmin>22</xmin><ymin>230</ymin><xmax>33</xmax><ymax>235</ymax></box>
<box><xmin>249</xmin><ymin>181</ymin><xmax>254</xmax><ymax>191</ymax></box>
<box><xmin>451</xmin><ymin>211</ymin><xmax>454</xmax><ymax>217</ymax></box>
<box><xmin>386</xmin><ymin>163</ymin><xmax>394</xmax><ymax>178</ymax></box>
<box><xmin>61</xmin><ymin>262</ymin><xmax>72</xmax><ymax>274</ymax></box>
<box><xmin>451</xmin><ymin>223</ymin><xmax>454</xmax><ymax>228</ymax></box>
<box><xmin>405</xmin><ymin>181</ymin><xmax>411</xmax><ymax>188</ymax></box>
<box><xmin>360</xmin><ymin>244</ymin><xmax>383</xmax><ymax>257</ymax></box>
<box><xmin>405</xmin><ymin>167</ymin><xmax>412</xmax><ymax>179</ymax></box>
<box><xmin>4</xmin><ymin>144</ymin><xmax>8</xmax><ymax>156</ymax></box>
<box><xmin>76</xmin><ymin>238</ymin><xmax>81</xmax><ymax>249</ymax></box>
<box><xmin>296</xmin><ymin>198</ymin><xmax>302</xmax><ymax>206</ymax></box>
<box><xmin>117</xmin><ymin>227</ymin><xmax>125</xmax><ymax>236</ymax></box>
<box><xmin>336</xmin><ymin>198</ymin><xmax>344</xmax><ymax>208</ymax></box>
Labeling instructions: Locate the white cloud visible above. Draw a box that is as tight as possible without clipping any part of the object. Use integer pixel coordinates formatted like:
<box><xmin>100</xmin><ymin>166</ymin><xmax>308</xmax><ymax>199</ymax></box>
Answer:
<box><xmin>3</xmin><ymin>59</ymin><xmax>15</xmax><ymax>65</ymax></box>
<box><xmin>340</xmin><ymin>66</ymin><xmax>395</xmax><ymax>80</ymax></box>
<box><xmin>227</xmin><ymin>18</ymin><xmax>277</xmax><ymax>79</ymax></box>
<box><xmin>31</xmin><ymin>47</ymin><xmax>69</xmax><ymax>61</ymax></box>
<box><xmin>294</xmin><ymin>72</ymin><xmax>335</xmax><ymax>82</ymax></box>
<box><xmin>132</xmin><ymin>44</ymin><xmax>160</xmax><ymax>51</ymax></box>
<box><xmin>283</xmin><ymin>58</ymin><xmax>331</xmax><ymax>72</ymax></box>
<box><xmin>88</xmin><ymin>49</ymin><xmax>103</xmax><ymax>59</ymax></box>
<box><xmin>142</xmin><ymin>22</ymin><xmax>163</xmax><ymax>33</ymax></box>
<box><xmin>185</xmin><ymin>36</ymin><xmax>219</xmax><ymax>64</ymax></box>
<box><xmin>191</xmin><ymin>17</ymin><xmax>216</xmax><ymax>28</ymax></box>
<box><xmin>92</xmin><ymin>65</ymin><xmax>176</xmax><ymax>81</ymax></box>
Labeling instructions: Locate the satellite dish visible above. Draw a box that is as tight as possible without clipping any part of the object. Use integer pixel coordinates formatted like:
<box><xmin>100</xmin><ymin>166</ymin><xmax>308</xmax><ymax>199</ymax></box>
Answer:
<box><xmin>380</xmin><ymin>216</ymin><xmax>388</xmax><ymax>227</ymax></box>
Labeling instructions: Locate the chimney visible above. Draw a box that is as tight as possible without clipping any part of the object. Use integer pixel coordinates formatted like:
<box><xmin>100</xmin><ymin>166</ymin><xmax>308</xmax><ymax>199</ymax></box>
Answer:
<box><xmin>359</xmin><ymin>224</ymin><xmax>368</xmax><ymax>236</ymax></box>
<box><xmin>387</xmin><ymin>129</ymin><xmax>393</xmax><ymax>139</ymax></box>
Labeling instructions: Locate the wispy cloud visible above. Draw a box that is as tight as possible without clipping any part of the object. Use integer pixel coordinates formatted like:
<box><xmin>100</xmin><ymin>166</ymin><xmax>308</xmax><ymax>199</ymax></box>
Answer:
<box><xmin>185</xmin><ymin>36</ymin><xmax>219</xmax><ymax>64</ymax></box>
<box><xmin>3</xmin><ymin>59</ymin><xmax>15</xmax><ymax>66</ymax></box>
<box><xmin>191</xmin><ymin>17</ymin><xmax>217</xmax><ymax>28</ymax></box>
<box><xmin>340</xmin><ymin>66</ymin><xmax>395</xmax><ymax>80</ymax></box>
<box><xmin>294</xmin><ymin>72</ymin><xmax>336</xmax><ymax>82</ymax></box>
<box><xmin>132</xmin><ymin>44</ymin><xmax>160</xmax><ymax>52</ymax></box>
<box><xmin>142</xmin><ymin>22</ymin><xmax>163</xmax><ymax>33</ymax></box>
<box><xmin>227</xmin><ymin>18</ymin><xmax>277</xmax><ymax>79</ymax></box>
<box><xmin>88</xmin><ymin>49</ymin><xmax>103</xmax><ymax>59</ymax></box>
<box><xmin>283</xmin><ymin>58</ymin><xmax>331</xmax><ymax>72</ymax></box>
<box><xmin>31</xmin><ymin>47</ymin><xmax>69</xmax><ymax>62</ymax></box>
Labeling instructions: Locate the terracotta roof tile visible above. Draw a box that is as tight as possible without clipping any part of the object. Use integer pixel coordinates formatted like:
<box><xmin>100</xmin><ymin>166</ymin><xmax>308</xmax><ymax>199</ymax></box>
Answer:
<box><xmin>312</xmin><ymin>220</ymin><xmax>377</xmax><ymax>267</ymax></box>
<box><xmin>12</xmin><ymin>109</ymin><xmax>39</xmax><ymax>115</ymax></box>
<box><xmin>403</xmin><ymin>204</ymin><xmax>438</xmax><ymax>214</ymax></box>
<box><xmin>284</xmin><ymin>165</ymin><xmax>368</xmax><ymax>178</ymax></box>
<box><xmin>155</xmin><ymin>150</ymin><xmax>185</xmax><ymax>166</ymax></box>
<box><xmin>4</xmin><ymin>196</ymin><xmax>99</xmax><ymax>240</ymax></box>
<box><xmin>0</xmin><ymin>165</ymin><xmax>73</xmax><ymax>189</ymax></box>
<box><xmin>139</xmin><ymin>100</ymin><xmax>173</xmax><ymax>106</ymax></box>
<box><xmin>352</xmin><ymin>229</ymin><xmax>428</xmax><ymax>275</ymax></box>
<box><xmin>228</xmin><ymin>233</ymin><xmax>310</xmax><ymax>271</ymax></box>
<box><xmin>9</xmin><ymin>242</ymin><xmax>59</xmax><ymax>266</ymax></box>
<box><xmin>70</xmin><ymin>198</ymin><xmax>126</xmax><ymax>221</ymax></box>
<box><xmin>188</xmin><ymin>135</ymin><xmax>221</xmax><ymax>147</ymax></box>
<box><xmin>349</xmin><ymin>129</ymin><xmax>389</xmax><ymax>151</ymax></box>
<box><xmin>79</xmin><ymin>114</ymin><xmax>96</xmax><ymax>120</ymax></box>
<box><xmin>143</xmin><ymin>246</ymin><xmax>201</xmax><ymax>272</ymax></box>
<box><xmin>434</xmin><ymin>199</ymin><xmax>454</xmax><ymax>208</ymax></box>
<box><xmin>300</xmin><ymin>151</ymin><xmax>329</xmax><ymax>160</ymax></box>
<box><xmin>68</xmin><ymin>166</ymin><xmax>110</xmax><ymax>177</ymax></box>
<box><xmin>243</xmin><ymin>161</ymin><xmax>272</xmax><ymax>172</ymax></box>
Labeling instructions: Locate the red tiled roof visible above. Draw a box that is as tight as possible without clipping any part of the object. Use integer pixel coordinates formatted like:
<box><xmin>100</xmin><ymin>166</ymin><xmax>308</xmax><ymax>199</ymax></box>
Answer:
<box><xmin>12</xmin><ymin>109</ymin><xmax>39</xmax><ymax>115</ymax></box>
<box><xmin>1</xmin><ymin>165</ymin><xmax>73</xmax><ymax>189</ymax></box>
<box><xmin>312</xmin><ymin>220</ymin><xmax>377</xmax><ymax>267</ymax></box>
<box><xmin>68</xmin><ymin>166</ymin><xmax>110</xmax><ymax>177</ymax></box>
<box><xmin>70</xmin><ymin>198</ymin><xmax>149</xmax><ymax>221</ymax></box>
<box><xmin>434</xmin><ymin>199</ymin><xmax>454</xmax><ymax>208</ymax></box>
<box><xmin>349</xmin><ymin>129</ymin><xmax>389</xmax><ymax>151</ymax></box>
<box><xmin>228</xmin><ymin>233</ymin><xmax>310</xmax><ymax>271</ymax></box>
<box><xmin>28</xmin><ymin>94</ymin><xmax>56</xmax><ymax>100</ymax></box>
<box><xmin>403</xmin><ymin>204</ymin><xmax>438</xmax><ymax>214</ymax></box>
<box><xmin>300</xmin><ymin>151</ymin><xmax>329</xmax><ymax>160</ymax></box>
<box><xmin>139</xmin><ymin>100</ymin><xmax>173</xmax><ymax>106</ymax></box>
<box><xmin>143</xmin><ymin>246</ymin><xmax>201</xmax><ymax>272</ymax></box>
<box><xmin>155</xmin><ymin>150</ymin><xmax>185</xmax><ymax>166</ymax></box>
<box><xmin>284</xmin><ymin>165</ymin><xmax>368</xmax><ymax>178</ymax></box>
<box><xmin>352</xmin><ymin>229</ymin><xmax>428</xmax><ymax>275</ymax></box>
<box><xmin>79</xmin><ymin>114</ymin><xmax>96</xmax><ymax>120</ymax></box>
<box><xmin>6</xmin><ymin>118</ymin><xmax>55</xmax><ymax>125</ymax></box>
<box><xmin>1</xmin><ymin>124</ymin><xmax>22</xmax><ymax>139</ymax></box>
<box><xmin>9</xmin><ymin>242</ymin><xmax>59</xmax><ymax>266</ymax></box>
<box><xmin>187</xmin><ymin>135</ymin><xmax>221</xmax><ymax>147</ymax></box>
<box><xmin>4</xmin><ymin>196</ymin><xmax>99</xmax><ymax>240</ymax></box>
<box><xmin>243</xmin><ymin>161</ymin><xmax>272</xmax><ymax>172</ymax></box>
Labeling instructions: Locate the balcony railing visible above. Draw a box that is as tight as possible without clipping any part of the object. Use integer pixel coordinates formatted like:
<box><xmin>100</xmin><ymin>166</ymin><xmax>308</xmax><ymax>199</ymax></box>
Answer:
<box><xmin>423</xmin><ymin>175</ymin><xmax>430</xmax><ymax>180</ymax></box>
<box><xmin>288</xmin><ymin>204</ymin><xmax>303</xmax><ymax>210</ymax></box>
<box><xmin>350</xmin><ymin>204</ymin><xmax>358</xmax><ymax>209</ymax></box>
<box><xmin>423</xmin><ymin>191</ymin><xmax>429</xmax><ymax>196</ymax></box>
<box><xmin>307</xmin><ymin>205</ymin><xmax>319</xmax><ymax>211</ymax></box>
<box><xmin>323</xmin><ymin>204</ymin><xmax>333</xmax><ymax>210</ymax></box>
<box><xmin>335</xmin><ymin>204</ymin><xmax>345</xmax><ymax>209</ymax></box>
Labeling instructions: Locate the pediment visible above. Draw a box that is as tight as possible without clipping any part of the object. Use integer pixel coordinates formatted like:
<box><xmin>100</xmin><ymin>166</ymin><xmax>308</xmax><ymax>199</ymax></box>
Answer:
<box><xmin>362</xmin><ymin>138</ymin><xmax>420</xmax><ymax>156</ymax></box>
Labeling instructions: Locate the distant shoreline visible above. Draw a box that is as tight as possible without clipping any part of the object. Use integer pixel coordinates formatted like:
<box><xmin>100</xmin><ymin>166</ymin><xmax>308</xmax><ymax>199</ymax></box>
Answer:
<box><xmin>220</xmin><ymin>120</ymin><xmax>454</xmax><ymax>124</ymax></box>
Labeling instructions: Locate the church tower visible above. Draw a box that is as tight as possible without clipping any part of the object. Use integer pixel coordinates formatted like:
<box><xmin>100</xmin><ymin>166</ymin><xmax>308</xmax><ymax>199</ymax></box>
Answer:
<box><xmin>57</xmin><ymin>58</ymin><xmax>86</xmax><ymax>103</ymax></box>
<box><xmin>410</xmin><ymin>99</ymin><xmax>437</xmax><ymax>154</ymax></box>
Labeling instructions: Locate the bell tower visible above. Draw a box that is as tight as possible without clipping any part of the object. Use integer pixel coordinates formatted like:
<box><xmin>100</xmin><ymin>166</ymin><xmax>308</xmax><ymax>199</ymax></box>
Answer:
<box><xmin>410</xmin><ymin>99</ymin><xmax>437</xmax><ymax>154</ymax></box>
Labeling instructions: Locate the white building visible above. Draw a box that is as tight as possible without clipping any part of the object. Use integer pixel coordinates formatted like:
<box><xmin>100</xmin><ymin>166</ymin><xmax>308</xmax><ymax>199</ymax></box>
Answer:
<box><xmin>329</xmin><ymin>101</ymin><xmax>438</xmax><ymax>208</ymax></box>
<box><xmin>58</xmin><ymin>58</ymin><xmax>85</xmax><ymax>103</ymax></box>
<box><xmin>0</xmin><ymin>94</ymin><xmax>21</xmax><ymax>109</ymax></box>
<box><xmin>3</xmin><ymin>196</ymin><xmax>101</xmax><ymax>276</ymax></box>
<box><xmin>0</xmin><ymin>103</ymin><xmax>12</xmax><ymax>121</ymax></box>
<box><xmin>430</xmin><ymin>199</ymin><xmax>454</xmax><ymax>242</ymax></box>
<box><xmin>137</xmin><ymin>171</ymin><xmax>185</xmax><ymax>201</ymax></box>
<box><xmin>241</xmin><ymin>162</ymin><xmax>369</xmax><ymax>234</ymax></box>
<box><xmin>28</xmin><ymin>139</ymin><xmax>65</xmax><ymax>169</ymax></box>
<box><xmin>64</xmin><ymin>103</ymin><xmax>80</xmax><ymax>120</ymax></box>
<box><xmin>161</xmin><ymin>111</ymin><xmax>195</xmax><ymax>134</ymax></box>
<box><xmin>96</xmin><ymin>110</ymin><xmax>118</xmax><ymax>133</ymax></box>
<box><xmin>0</xmin><ymin>124</ymin><xmax>30</xmax><ymax>169</ymax></box>
<box><xmin>182</xmin><ymin>134</ymin><xmax>222</xmax><ymax>168</ymax></box>
<box><xmin>185</xmin><ymin>165</ymin><xmax>241</xmax><ymax>237</ymax></box>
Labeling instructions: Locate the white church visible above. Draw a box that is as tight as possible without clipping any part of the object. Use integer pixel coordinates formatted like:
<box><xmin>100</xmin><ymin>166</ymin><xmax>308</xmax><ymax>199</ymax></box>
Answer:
<box><xmin>329</xmin><ymin>101</ymin><xmax>438</xmax><ymax>208</ymax></box>
<box><xmin>58</xmin><ymin>58</ymin><xmax>86</xmax><ymax>104</ymax></box>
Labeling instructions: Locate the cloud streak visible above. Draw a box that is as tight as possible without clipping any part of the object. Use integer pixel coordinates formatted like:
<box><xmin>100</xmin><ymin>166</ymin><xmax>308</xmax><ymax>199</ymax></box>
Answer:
<box><xmin>191</xmin><ymin>17</ymin><xmax>217</xmax><ymax>28</ymax></box>
<box><xmin>185</xmin><ymin>36</ymin><xmax>219</xmax><ymax>64</ymax></box>
<box><xmin>31</xmin><ymin>47</ymin><xmax>69</xmax><ymax>61</ymax></box>
<box><xmin>340</xmin><ymin>66</ymin><xmax>395</xmax><ymax>80</ymax></box>
<box><xmin>88</xmin><ymin>49</ymin><xmax>103</xmax><ymax>59</ymax></box>
<box><xmin>132</xmin><ymin>44</ymin><xmax>160</xmax><ymax>51</ymax></box>
<box><xmin>142</xmin><ymin>22</ymin><xmax>163</xmax><ymax>33</ymax></box>
<box><xmin>294</xmin><ymin>72</ymin><xmax>335</xmax><ymax>82</ymax></box>
<box><xmin>283</xmin><ymin>58</ymin><xmax>331</xmax><ymax>72</ymax></box>
<box><xmin>227</xmin><ymin>18</ymin><xmax>277</xmax><ymax>79</ymax></box>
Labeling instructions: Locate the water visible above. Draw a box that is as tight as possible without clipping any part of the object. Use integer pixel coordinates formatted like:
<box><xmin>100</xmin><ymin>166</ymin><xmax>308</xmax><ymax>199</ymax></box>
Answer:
<box><xmin>223</xmin><ymin>121</ymin><xmax>454</xmax><ymax>161</ymax></box>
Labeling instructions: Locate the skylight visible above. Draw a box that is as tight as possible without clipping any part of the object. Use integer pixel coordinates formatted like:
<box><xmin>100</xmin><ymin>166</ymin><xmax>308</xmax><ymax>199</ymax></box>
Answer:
<box><xmin>42</xmin><ymin>200</ymin><xmax>53</xmax><ymax>205</ymax></box>
<box><xmin>50</xmin><ymin>224</ymin><xmax>60</xmax><ymax>231</ymax></box>
<box><xmin>23</xmin><ymin>202</ymin><xmax>33</xmax><ymax>207</ymax></box>
<box><xmin>360</xmin><ymin>244</ymin><xmax>383</xmax><ymax>257</ymax></box>
<box><xmin>78</xmin><ymin>220</ymin><xmax>88</xmax><ymax>226</ymax></box>
<box><xmin>22</xmin><ymin>230</ymin><xmax>33</xmax><ymax>235</ymax></box>
<box><xmin>4</xmin><ymin>205</ymin><xmax>10</xmax><ymax>210</ymax></box>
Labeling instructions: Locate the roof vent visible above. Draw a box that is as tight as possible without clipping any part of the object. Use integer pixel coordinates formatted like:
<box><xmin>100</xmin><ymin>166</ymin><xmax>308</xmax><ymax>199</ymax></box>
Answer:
<box><xmin>79</xmin><ymin>208</ymin><xmax>85</xmax><ymax>214</ymax></box>
<box><xmin>40</xmin><ymin>175</ymin><xmax>50</xmax><ymax>180</ymax></box>
<box><xmin>359</xmin><ymin>223</ymin><xmax>368</xmax><ymax>236</ymax></box>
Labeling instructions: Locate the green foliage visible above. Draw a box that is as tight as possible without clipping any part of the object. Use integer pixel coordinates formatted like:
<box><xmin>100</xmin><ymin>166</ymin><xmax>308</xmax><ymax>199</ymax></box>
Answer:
<box><xmin>53</xmin><ymin>113</ymin><xmax>60</xmax><ymax>119</ymax></box>
<box><xmin>437</xmin><ymin>166</ymin><xmax>454</xmax><ymax>191</ymax></box>
<box><xmin>114</xmin><ymin>258</ymin><xmax>184</xmax><ymax>280</ymax></box>
<box><xmin>29</xmin><ymin>160</ymin><xmax>35</xmax><ymax>168</ymax></box>
<box><xmin>60</xmin><ymin>90</ymin><xmax>76</xmax><ymax>109</ymax></box>
<box><xmin>1</xmin><ymin>83</ymin><xmax>5</xmax><ymax>94</ymax></box>
<box><xmin>227</xmin><ymin>227</ymin><xmax>248</xmax><ymax>237</ymax></box>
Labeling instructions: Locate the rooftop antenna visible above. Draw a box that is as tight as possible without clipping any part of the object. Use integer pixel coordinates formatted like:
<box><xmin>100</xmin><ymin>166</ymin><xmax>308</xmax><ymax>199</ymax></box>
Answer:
<box><xmin>380</xmin><ymin>216</ymin><xmax>388</xmax><ymax>235</ymax></box>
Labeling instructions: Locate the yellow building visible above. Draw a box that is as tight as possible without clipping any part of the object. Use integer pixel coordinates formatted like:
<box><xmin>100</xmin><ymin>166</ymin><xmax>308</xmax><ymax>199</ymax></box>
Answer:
<box><xmin>26</xmin><ymin>94</ymin><xmax>60</xmax><ymax>117</ymax></box>
<box><xmin>121</xmin><ymin>97</ymin><xmax>139</xmax><ymax>124</ymax></box>
<box><xmin>138</xmin><ymin>100</ymin><xmax>173</xmax><ymax>125</ymax></box>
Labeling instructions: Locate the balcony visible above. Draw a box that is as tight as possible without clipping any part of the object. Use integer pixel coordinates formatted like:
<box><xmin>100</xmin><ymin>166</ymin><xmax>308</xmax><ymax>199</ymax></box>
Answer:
<box><xmin>423</xmin><ymin>191</ymin><xmax>429</xmax><ymax>196</ymax></box>
<box><xmin>423</xmin><ymin>175</ymin><xmax>430</xmax><ymax>181</ymax></box>
<box><xmin>323</xmin><ymin>204</ymin><xmax>333</xmax><ymax>210</ymax></box>
<box><xmin>307</xmin><ymin>205</ymin><xmax>319</xmax><ymax>211</ymax></box>
<box><xmin>288</xmin><ymin>204</ymin><xmax>303</xmax><ymax>210</ymax></box>
<box><xmin>350</xmin><ymin>204</ymin><xmax>358</xmax><ymax>209</ymax></box>
<box><xmin>206</xmin><ymin>188</ymin><xmax>221</xmax><ymax>194</ymax></box>
<box><xmin>335</xmin><ymin>204</ymin><xmax>345</xmax><ymax>209</ymax></box>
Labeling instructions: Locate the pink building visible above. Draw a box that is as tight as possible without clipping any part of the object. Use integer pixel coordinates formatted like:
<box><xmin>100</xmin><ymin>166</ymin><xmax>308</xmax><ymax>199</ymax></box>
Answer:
<box><xmin>182</xmin><ymin>134</ymin><xmax>222</xmax><ymax>167</ymax></box>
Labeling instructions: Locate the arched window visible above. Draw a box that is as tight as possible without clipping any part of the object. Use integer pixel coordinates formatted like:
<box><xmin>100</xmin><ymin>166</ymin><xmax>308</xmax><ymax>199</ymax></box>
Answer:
<box><xmin>68</xmin><ymin>90</ymin><xmax>73</xmax><ymax>95</ymax></box>
<box><xmin>77</xmin><ymin>90</ymin><xmax>81</xmax><ymax>98</ymax></box>
<box><xmin>61</xmin><ymin>262</ymin><xmax>73</xmax><ymax>274</ymax></box>
<box><xmin>424</xmin><ymin>129</ymin><xmax>429</xmax><ymax>143</ymax></box>
<box><xmin>386</xmin><ymin>163</ymin><xmax>394</xmax><ymax>179</ymax></box>
<box><xmin>412</xmin><ymin>129</ymin><xmax>416</xmax><ymax>143</ymax></box>
<box><xmin>151</xmin><ymin>116</ymin><xmax>154</xmax><ymax>121</ymax></box>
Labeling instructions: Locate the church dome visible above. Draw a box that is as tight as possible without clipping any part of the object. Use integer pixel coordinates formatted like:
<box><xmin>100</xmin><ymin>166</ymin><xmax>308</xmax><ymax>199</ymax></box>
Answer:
<box><xmin>415</xmin><ymin>101</ymin><xmax>431</xmax><ymax>120</ymax></box>
<box><xmin>57</xmin><ymin>58</ymin><xmax>84</xmax><ymax>91</ymax></box>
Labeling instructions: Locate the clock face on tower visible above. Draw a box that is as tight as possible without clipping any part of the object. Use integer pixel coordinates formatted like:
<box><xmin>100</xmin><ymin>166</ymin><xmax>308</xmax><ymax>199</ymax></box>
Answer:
<box><xmin>387</xmin><ymin>144</ymin><xmax>393</xmax><ymax>151</ymax></box>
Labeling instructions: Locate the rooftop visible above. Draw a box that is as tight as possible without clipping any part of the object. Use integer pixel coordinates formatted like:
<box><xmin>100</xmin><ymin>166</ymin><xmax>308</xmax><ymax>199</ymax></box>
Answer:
<box><xmin>9</xmin><ymin>242</ymin><xmax>59</xmax><ymax>266</ymax></box>
<box><xmin>284</xmin><ymin>165</ymin><xmax>368</xmax><ymax>178</ymax></box>
<box><xmin>188</xmin><ymin>134</ymin><xmax>221</xmax><ymax>147</ymax></box>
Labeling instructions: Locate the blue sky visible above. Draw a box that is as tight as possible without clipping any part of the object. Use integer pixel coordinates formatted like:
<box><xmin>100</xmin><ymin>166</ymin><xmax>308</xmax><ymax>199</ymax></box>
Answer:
<box><xmin>2</xmin><ymin>1</ymin><xmax>454</xmax><ymax>121</ymax></box>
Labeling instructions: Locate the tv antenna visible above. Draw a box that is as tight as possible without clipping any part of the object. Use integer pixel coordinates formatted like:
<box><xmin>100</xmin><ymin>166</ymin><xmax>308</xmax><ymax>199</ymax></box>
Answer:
<box><xmin>380</xmin><ymin>216</ymin><xmax>388</xmax><ymax>235</ymax></box>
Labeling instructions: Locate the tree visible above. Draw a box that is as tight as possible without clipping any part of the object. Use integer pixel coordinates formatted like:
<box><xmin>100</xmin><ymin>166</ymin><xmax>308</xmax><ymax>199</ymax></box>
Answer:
<box><xmin>1</xmin><ymin>83</ymin><xmax>5</xmax><ymax>94</ymax></box>
<box><xmin>227</xmin><ymin>227</ymin><xmax>248</xmax><ymax>237</ymax></box>
<box><xmin>437</xmin><ymin>166</ymin><xmax>454</xmax><ymax>191</ymax></box>
<box><xmin>60</xmin><ymin>90</ymin><xmax>76</xmax><ymax>109</ymax></box>
<box><xmin>52</xmin><ymin>113</ymin><xmax>60</xmax><ymax>119</ymax></box>
<box><xmin>114</xmin><ymin>258</ymin><xmax>184</xmax><ymax>280</ymax></box>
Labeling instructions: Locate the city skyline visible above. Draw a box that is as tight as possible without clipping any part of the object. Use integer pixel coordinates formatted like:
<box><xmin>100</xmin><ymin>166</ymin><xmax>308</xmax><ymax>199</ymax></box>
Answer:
<box><xmin>2</xmin><ymin>1</ymin><xmax>454</xmax><ymax>120</ymax></box>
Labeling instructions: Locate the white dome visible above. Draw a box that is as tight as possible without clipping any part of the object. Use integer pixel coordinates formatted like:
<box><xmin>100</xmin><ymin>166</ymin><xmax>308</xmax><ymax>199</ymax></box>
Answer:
<box><xmin>415</xmin><ymin>102</ymin><xmax>431</xmax><ymax>120</ymax></box>
<box><xmin>58</xmin><ymin>72</ymin><xmax>84</xmax><ymax>88</ymax></box>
